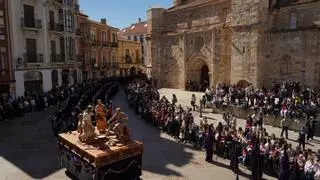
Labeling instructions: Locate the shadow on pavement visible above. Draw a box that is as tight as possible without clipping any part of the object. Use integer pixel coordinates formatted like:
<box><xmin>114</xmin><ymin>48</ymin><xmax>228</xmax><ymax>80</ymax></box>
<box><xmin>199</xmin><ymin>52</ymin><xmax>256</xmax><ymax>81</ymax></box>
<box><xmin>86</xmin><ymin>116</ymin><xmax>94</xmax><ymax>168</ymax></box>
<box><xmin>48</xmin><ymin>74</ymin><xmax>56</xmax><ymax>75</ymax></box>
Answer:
<box><xmin>114</xmin><ymin>90</ymin><xmax>193</xmax><ymax>177</ymax></box>
<box><xmin>0</xmin><ymin>109</ymin><xmax>62</xmax><ymax>179</ymax></box>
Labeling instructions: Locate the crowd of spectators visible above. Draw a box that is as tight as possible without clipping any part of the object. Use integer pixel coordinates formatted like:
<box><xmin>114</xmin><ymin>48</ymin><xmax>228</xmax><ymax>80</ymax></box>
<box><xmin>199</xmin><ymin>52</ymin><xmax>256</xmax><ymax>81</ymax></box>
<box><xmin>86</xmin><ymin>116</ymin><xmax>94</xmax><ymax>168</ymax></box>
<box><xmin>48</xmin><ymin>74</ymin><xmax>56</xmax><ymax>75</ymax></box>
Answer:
<box><xmin>0</xmin><ymin>89</ymin><xmax>62</xmax><ymax>122</ymax></box>
<box><xmin>185</xmin><ymin>80</ymin><xmax>209</xmax><ymax>92</ymax></box>
<box><xmin>126</xmin><ymin>78</ymin><xmax>320</xmax><ymax>179</ymax></box>
<box><xmin>203</xmin><ymin>82</ymin><xmax>320</xmax><ymax>120</ymax></box>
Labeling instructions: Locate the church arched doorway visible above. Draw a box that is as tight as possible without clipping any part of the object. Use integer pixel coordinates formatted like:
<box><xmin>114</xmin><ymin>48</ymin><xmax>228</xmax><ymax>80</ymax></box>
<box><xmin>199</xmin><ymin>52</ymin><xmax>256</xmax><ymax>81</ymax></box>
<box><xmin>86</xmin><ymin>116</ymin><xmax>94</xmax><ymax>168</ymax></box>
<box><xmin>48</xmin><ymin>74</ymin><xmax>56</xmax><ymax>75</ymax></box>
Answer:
<box><xmin>201</xmin><ymin>65</ymin><xmax>209</xmax><ymax>85</ymax></box>
<box><xmin>186</xmin><ymin>57</ymin><xmax>211</xmax><ymax>91</ymax></box>
<box><xmin>130</xmin><ymin>67</ymin><xmax>136</xmax><ymax>76</ymax></box>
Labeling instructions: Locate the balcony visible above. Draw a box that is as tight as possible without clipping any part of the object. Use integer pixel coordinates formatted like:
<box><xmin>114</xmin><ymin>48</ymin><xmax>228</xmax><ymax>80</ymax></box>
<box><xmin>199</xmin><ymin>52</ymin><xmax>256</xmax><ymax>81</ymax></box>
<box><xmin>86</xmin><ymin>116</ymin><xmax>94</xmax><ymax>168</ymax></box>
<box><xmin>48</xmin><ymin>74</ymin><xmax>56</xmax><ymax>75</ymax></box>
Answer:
<box><xmin>21</xmin><ymin>18</ymin><xmax>42</xmax><ymax>30</ymax></box>
<box><xmin>90</xmin><ymin>40</ymin><xmax>101</xmax><ymax>46</ymax></box>
<box><xmin>111</xmin><ymin>62</ymin><xmax>119</xmax><ymax>69</ymax></box>
<box><xmin>75</xmin><ymin>4</ymin><xmax>80</xmax><ymax>12</ymax></box>
<box><xmin>77</xmin><ymin>55</ymin><xmax>84</xmax><ymax>62</ymax></box>
<box><xmin>101</xmin><ymin>41</ymin><xmax>119</xmax><ymax>48</ymax></box>
<box><xmin>69</xmin><ymin>55</ymin><xmax>76</xmax><ymax>61</ymax></box>
<box><xmin>50</xmin><ymin>54</ymin><xmax>63</xmax><ymax>63</ymax></box>
<box><xmin>76</xmin><ymin>28</ymin><xmax>81</xmax><ymax>36</ymax></box>
<box><xmin>48</xmin><ymin>22</ymin><xmax>64</xmax><ymax>32</ymax></box>
<box><xmin>24</xmin><ymin>53</ymin><xmax>44</xmax><ymax>63</ymax></box>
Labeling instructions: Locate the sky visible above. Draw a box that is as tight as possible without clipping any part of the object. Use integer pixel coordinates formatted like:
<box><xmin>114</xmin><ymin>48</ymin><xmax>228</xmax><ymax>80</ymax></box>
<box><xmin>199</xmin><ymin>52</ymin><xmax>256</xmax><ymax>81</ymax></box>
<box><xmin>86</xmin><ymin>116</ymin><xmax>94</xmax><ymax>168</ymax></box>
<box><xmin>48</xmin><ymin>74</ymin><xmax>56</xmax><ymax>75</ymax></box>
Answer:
<box><xmin>79</xmin><ymin>0</ymin><xmax>172</xmax><ymax>29</ymax></box>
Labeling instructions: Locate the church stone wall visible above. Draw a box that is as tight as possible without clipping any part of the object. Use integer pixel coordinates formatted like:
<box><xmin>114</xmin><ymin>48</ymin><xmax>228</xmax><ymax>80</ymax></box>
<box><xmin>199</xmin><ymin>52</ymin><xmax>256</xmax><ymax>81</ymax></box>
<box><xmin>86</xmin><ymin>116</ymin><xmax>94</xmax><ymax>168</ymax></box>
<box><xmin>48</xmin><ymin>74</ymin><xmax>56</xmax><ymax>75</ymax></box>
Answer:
<box><xmin>265</xmin><ymin>30</ymin><xmax>320</xmax><ymax>89</ymax></box>
<box><xmin>148</xmin><ymin>0</ymin><xmax>320</xmax><ymax>89</ymax></box>
<box><xmin>230</xmin><ymin>0</ymin><xmax>268</xmax><ymax>87</ymax></box>
<box><xmin>264</xmin><ymin>1</ymin><xmax>320</xmax><ymax>89</ymax></box>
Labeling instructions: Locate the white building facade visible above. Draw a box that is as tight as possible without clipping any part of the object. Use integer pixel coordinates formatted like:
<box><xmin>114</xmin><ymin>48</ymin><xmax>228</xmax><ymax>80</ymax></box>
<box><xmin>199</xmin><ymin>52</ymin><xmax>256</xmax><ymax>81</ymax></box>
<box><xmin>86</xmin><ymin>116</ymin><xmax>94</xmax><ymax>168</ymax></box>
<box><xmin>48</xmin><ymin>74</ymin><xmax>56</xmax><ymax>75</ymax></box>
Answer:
<box><xmin>8</xmin><ymin>0</ymin><xmax>82</xmax><ymax>97</ymax></box>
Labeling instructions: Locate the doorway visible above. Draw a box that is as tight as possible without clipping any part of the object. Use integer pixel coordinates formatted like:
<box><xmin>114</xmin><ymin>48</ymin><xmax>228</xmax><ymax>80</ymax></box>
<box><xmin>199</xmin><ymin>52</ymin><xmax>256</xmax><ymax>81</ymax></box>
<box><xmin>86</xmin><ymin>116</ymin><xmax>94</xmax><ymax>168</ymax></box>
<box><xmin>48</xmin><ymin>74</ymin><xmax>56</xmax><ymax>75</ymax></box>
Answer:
<box><xmin>201</xmin><ymin>65</ymin><xmax>209</xmax><ymax>84</ymax></box>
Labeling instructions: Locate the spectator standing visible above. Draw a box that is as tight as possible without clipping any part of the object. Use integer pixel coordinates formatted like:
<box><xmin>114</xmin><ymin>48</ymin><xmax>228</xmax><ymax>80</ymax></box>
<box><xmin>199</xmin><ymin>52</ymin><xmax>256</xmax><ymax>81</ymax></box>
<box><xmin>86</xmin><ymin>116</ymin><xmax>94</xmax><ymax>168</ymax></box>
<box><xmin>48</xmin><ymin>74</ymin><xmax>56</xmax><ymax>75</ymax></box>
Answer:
<box><xmin>281</xmin><ymin>117</ymin><xmax>289</xmax><ymax>139</ymax></box>
<box><xmin>172</xmin><ymin>94</ymin><xmax>177</xmax><ymax>106</ymax></box>
<box><xmin>279</xmin><ymin>144</ymin><xmax>290</xmax><ymax>180</ymax></box>
<box><xmin>299</xmin><ymin>126</ymin><xmax>307</xmax><ymax>151</ymax></box>
<box><xmin>191</xmin><ymin>94</ymin><xmax>196</xmax><ymax>111</ymax></box>
<box><xmin>204</xmin><ymin>124</ymin><xmax>214</xmax><ymax>162</ymax></box>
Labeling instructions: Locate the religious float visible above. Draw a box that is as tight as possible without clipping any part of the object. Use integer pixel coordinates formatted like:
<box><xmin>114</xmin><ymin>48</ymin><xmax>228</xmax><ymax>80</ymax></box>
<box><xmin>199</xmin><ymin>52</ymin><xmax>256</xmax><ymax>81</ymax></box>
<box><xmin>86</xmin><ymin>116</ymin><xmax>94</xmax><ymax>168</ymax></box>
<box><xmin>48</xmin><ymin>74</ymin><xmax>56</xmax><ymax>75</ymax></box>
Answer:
<box><xmin>57</xmin><ymin>107</ymin><xmax>143</xmax><ymax>180</ymax></box>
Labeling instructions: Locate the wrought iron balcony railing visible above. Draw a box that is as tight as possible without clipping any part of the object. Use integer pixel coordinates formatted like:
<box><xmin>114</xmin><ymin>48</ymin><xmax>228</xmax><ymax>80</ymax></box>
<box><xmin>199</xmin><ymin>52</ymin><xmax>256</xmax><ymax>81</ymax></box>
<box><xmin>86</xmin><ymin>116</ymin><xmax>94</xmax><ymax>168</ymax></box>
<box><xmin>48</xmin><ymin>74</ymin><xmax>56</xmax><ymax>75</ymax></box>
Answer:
<box><xmin>50</xmin><ymin>54</ymin><xmax>64</xmax><ymax>62</ymax></box>
<box><xmin>48</xmin><ymin>22</ymin><xmax>64</xmax><ymax>32</ymax></box>
<box><xmin>101</xmin><ymin>41</ymin><xmax>119</xmax><ymax>48</ymax></box>
<box><xmin>21</xmin><ymin>18</ymin><xmax>42</xmax><ymax>29</ymax></box>
<box><xmin>90</xmin><ymin>40</ymin><xmax>101</xmax><ymax>46</ymax></box>
<box><xmin>24</xmin><ymin>53</ymin><xmax>44</xmax><ymax>63</ymax></box>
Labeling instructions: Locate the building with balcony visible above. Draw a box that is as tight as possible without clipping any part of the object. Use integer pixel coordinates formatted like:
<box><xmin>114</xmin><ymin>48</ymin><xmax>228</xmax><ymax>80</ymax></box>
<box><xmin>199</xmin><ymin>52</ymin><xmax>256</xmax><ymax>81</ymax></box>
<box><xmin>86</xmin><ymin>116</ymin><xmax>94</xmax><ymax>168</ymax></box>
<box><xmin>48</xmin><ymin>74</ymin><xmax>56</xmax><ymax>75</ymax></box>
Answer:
<box><xmin>78</xmin><ymin>12</ymin><xmax>119</xmax><ymax>80</ymax></box>
<box><xmin>117</xmin><ymin>38</ymin><xmax>143</xmax><ymax>77</ymax></box>
<box><xmin>119</xmin><ymin>18</ymin><xmax>150</xmax><ymax>77</ymax></box>
<box><xmin>8</xmin><ymin>0</ymin><xmax>82</xmax><ymax>97</ymax></box>
<box><xmin>0</xmin><ymin>0</ymin><xmax>14</xmax><ymax>100</ymax></box>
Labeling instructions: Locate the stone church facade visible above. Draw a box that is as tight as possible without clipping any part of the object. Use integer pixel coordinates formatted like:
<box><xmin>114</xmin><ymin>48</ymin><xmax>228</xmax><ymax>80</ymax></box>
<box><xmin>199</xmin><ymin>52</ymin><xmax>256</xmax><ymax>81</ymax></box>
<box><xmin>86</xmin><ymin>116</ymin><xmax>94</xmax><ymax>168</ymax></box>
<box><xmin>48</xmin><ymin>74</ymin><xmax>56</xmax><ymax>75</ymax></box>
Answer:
<box><xmin>147</xmin><ymin>0</ymin><xmax>320</xmax><ymax>89</ymax></box>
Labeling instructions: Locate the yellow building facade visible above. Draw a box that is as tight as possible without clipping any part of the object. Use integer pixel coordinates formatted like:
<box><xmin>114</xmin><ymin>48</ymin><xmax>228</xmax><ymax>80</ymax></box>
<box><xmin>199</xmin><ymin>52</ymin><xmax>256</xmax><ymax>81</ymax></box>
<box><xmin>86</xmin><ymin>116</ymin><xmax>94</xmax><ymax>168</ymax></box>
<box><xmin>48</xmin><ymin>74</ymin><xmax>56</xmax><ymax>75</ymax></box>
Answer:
<box><xmin>117</xmin><ymin>39</ymin><xmax>144</xmax><ymax>76</ymax></box>
<box><xmin>78</xmin><ymin>13</ymin><xmax>119</xmax><ymax>79</ymax></box>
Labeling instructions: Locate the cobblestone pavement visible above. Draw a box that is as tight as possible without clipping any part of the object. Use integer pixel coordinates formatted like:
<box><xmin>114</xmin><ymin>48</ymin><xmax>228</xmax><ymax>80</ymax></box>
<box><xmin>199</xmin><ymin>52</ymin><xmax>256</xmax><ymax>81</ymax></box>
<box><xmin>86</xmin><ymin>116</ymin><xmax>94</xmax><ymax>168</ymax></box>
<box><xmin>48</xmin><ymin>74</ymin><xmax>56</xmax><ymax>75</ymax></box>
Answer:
<box><xmin>0</xmin><ymin>89</ymin><xmax>278</xmax><ymax>180</ymax></box>
<box><xmin>159</xmin><ymin>88</ymin><xmax>320</xmax><ymax>152</ymax></box>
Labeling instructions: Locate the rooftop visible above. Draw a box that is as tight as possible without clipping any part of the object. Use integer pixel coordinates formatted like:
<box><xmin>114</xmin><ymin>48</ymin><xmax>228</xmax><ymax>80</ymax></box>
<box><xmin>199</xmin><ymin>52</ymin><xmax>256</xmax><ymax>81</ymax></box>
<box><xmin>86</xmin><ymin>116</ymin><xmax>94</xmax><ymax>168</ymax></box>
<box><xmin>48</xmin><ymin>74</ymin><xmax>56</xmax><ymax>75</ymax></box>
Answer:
<box><xmin>120</xmin><ymin>19</ymin><xmax>147</xmax><ymax>36</ymax></box>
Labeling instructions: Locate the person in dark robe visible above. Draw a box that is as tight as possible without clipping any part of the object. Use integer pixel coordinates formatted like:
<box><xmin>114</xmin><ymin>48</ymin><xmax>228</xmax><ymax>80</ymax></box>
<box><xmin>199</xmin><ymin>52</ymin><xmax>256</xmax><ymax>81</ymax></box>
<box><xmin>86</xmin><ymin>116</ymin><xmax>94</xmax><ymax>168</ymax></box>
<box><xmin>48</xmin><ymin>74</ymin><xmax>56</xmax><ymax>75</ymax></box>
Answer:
<box><xmin>251</xmin><ymin>136</ymin><xmax>260</xmax><ymax>180</ymax></box>
<box><xmin>280</xmin><ymin>144</ymin><xmax>290</xmax><ymax>180</ymax></box>
<box><xmin>204</xmin><ymin>124</ymin><xmax>214</xmax><ymax>162</ymax></box>
<box><xmin>230</xmin><ymin>139</ymin><xmax>240</xmax><ymax>173</ymax></box>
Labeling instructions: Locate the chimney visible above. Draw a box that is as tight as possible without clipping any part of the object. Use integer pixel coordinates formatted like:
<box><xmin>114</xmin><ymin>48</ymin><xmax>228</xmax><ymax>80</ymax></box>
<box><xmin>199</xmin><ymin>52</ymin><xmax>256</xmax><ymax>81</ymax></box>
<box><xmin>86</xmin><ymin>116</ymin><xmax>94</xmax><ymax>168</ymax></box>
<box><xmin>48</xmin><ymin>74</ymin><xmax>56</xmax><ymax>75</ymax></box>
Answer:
<box><xmin>101</xmin><ymin>18</ymin><xmax>107</xmax><ymax>25</ymax></box>
<box><xmin>138</xmin><ymin>18</ymin><xmax>141</xmax><ymax>23</ymax></box>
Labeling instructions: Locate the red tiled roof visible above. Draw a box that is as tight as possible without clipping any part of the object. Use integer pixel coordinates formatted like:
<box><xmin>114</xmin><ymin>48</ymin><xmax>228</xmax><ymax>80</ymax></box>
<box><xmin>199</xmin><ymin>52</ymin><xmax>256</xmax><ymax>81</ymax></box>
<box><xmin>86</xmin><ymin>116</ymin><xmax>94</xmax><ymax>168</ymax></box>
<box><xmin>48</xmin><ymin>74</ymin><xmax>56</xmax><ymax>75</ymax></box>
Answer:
<box><xmin>120</xmin><ymin>21</ymin><xmax>147</xmax><ymax>36</ymax></box>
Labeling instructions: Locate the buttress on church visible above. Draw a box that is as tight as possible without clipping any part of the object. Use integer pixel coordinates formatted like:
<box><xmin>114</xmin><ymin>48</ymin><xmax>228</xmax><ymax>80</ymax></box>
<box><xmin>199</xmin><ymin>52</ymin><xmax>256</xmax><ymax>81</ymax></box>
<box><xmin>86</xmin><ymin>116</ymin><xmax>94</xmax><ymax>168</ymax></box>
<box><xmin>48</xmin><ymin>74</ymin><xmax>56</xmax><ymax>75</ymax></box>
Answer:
<box><xmin>147</xmin><ymin>0</ymin><xmax>320</xmax><ymax>89</ymax></box>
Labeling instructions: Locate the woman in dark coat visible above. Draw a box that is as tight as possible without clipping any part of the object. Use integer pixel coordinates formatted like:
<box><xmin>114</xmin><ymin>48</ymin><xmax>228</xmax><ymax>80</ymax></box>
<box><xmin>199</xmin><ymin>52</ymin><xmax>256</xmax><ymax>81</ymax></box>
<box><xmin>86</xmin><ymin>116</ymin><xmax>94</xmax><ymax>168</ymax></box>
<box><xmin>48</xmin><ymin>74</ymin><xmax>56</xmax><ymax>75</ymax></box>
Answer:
<box><xmin>280</xmin><ymin>144</ymin><xmax>290</xmax><ymax>180</ymax></box>
<box><xmin>204</xmin><ymin>125</ymin><xmax>214</xmax><ymax>162</ymax></box>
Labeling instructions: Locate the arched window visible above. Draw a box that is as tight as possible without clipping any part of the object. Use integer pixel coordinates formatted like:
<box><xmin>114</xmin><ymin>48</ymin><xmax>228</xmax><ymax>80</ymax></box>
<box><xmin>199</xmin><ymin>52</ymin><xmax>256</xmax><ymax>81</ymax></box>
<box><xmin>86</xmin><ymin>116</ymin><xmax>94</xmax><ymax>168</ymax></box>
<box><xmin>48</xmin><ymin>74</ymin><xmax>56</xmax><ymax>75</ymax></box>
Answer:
<box><xmin>290</xmin><ymin>12</ymin><xmax>298</xmax><ymax>29</ymax></box>
<box><xmin>280</xmin><ymin>55</ymin><xmax>290</xmax><ymax>75</ymax></box>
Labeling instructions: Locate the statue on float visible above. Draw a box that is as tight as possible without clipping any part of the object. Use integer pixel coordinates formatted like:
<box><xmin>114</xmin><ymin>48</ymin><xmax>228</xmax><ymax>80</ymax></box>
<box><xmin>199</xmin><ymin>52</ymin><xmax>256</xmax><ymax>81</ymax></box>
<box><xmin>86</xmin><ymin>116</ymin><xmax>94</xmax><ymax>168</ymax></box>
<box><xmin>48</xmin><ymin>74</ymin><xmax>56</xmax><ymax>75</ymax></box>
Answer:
<box><xmin>106</xmin><ymin>108</ymin><xmax>130</xmax><ymax>141</ymax></box>
<box><xmin>95</xmin><ymin>99</ymin><xmax>107</xmax><ymax>134</ymax></box>
<box><xmin>77</xmin><ymin>105</ymin><xmax>96</xmax><ymax>143</ymax></box>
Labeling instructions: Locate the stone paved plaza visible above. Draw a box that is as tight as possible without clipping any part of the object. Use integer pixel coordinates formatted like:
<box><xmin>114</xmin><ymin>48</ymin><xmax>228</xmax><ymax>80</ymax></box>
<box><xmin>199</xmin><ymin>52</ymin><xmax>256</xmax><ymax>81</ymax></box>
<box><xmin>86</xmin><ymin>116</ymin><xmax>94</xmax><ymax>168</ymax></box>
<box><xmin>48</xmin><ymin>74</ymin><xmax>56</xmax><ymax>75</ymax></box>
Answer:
<box><xmin>1</xmin><ymin>88</ymin><xmax>320</xmax><ymax>180</ymax></box>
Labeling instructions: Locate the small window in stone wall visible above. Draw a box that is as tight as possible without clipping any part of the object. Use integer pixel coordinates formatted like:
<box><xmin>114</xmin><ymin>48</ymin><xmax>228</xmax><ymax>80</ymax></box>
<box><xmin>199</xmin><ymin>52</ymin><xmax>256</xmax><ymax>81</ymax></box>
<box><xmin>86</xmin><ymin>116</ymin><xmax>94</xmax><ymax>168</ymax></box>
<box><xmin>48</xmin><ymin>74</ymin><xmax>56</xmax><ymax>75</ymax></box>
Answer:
<box><xmin>290</xmin><ymin>12</ymin><xmax>298</xmax><ymax>29</ymax></box>
<box><xmin>280</xmin><ymin>55</ymin><xmax>291</xmax><ymax>75</ymax></box>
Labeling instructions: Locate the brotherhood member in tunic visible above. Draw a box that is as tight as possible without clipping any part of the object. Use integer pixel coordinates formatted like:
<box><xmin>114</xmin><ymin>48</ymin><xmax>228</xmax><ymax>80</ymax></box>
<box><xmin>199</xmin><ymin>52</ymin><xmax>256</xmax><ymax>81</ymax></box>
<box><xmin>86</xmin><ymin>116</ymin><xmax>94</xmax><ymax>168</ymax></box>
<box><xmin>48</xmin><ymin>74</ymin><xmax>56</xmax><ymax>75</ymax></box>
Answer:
<box><xmin>95</xmin><ymin>99</ymin><xmax>107</xmax><ymax>133</ymax></box>
<box><xmin>279</xmin><ymin>144</ymin><xmax>290</xmax><ymax>180</ymax></box>
<box><xmin>78</xmin><ymin>105</ymin><xmax>96</xmax><ymax>143</ymax></box>
<box><xmin>204</xmin><ymin>124</ymin><xmax>214</xmax><ymax>162</ymax></box>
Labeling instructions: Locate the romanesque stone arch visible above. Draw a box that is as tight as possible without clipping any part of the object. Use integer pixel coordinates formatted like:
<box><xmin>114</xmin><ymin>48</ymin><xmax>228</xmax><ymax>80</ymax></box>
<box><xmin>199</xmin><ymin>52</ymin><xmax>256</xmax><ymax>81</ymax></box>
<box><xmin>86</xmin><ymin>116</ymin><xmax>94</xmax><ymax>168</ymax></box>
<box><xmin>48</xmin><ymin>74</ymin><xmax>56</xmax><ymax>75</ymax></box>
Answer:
<box><xmin>186</xmin><ymin>54</ymin><xmax>212</xmax><ymax>87</ymax></box>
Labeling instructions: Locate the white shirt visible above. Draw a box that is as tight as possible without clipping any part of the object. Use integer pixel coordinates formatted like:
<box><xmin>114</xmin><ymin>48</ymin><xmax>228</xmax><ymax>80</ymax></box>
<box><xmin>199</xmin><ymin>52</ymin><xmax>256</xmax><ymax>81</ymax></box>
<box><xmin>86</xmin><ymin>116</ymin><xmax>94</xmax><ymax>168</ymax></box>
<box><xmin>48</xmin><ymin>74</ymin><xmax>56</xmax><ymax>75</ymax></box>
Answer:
<box><xmin>305</xmin><ymin>160</ymin><xmax>319</xmax><ymax>173</ymax></box>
